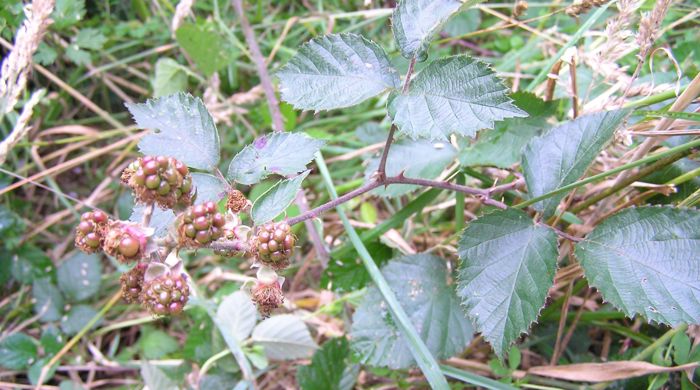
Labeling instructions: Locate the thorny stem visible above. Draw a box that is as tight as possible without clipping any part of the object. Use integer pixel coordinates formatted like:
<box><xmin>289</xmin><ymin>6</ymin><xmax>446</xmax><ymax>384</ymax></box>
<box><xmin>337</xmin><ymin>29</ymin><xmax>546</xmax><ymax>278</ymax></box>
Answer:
<box><xmin>286</xmin><ymin>174</ymin><xmax>511</xmax><ymax>226</ymax></box>
<box><xmin>376</xmin><ymin>56</ymin><xmax>417</xmax><ymax>179</ymax></box>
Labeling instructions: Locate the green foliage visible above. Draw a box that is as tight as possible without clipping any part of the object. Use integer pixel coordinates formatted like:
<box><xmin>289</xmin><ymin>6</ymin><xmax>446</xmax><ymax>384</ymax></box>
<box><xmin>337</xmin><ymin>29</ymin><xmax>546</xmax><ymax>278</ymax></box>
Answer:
<box><xmin>277</xmin><ymin>33</ymin><xmax>399</xmax><ymax>110</ymax></box>
<box><xmin>251</xmin><ymin>314</ymin><xmax>317</xmax><ymax>360</ymax></box>
<box><xmin>457</xmin><ymin>208</ymin><xmax>558</xmax><ymax>358</ymax></box>
<box><xmin>32</xmin><ymin>279</ymin><xmax>65</xmax><ymax>322</ymax></box>
<box><xmin>153</xmin><ymin>58</ymin><xmax>189</xmax><ymax>97</ymax></box>
<box><xmin>0</xmin><ymin>333</ymin><xmax>38</xmax><ymax>370</ymax></box>
<box><xmin>251</xmin><ymin>171</ymin><xmax>309</xmax><ymax>225</ymax></box>
<box><xmin>575</xmin><ymin>207</ymin><xmax>700</xmax><ymax>325</ymax></box>
<box><xmin>215</xmin><ymin>291</ymin><xmax>257</xmax><ymax>342</ymax></box>
<box><xmin>387</xmin><ymin>55</ymin><xmax>526</xmax><ymax>140</ymax></box>
<box><xmin>190</xmin><ymin>173</ymin><xmax>227</xmax><ymax>203</ymax></box>
<box><xmin>392</xmin><ymin>0</ymin><xmax>474</xmax><ymax>61</ymax></box>
<box><xmin>322</xmin><ymin>241</ymin><xmax>393</xmax><ymax>292</ymax></box>
<box><xmin>56</xmin><ymin>252</ymin><xmax>102</xmax><ymax>302</ymax></box>
<box><xmin>127</xmin><ymin>92</ymin><xmax>221</xmax><ymax>171</ymax></box>
<box><xmin>297</xmin><ymin>338</ymin><xmax>358</xmax><ymax>390</ymax></box>
<box><xmin>175</xmin><ymin>23</ymin><xmax>237</xmax><ymax>77</ymax></box>
<box><xmin>140</xmin><ymin>328</ymin><xmax>180</xmax><ymax>359</ymax></box>
<box><xmin>522</xmin><ymin>109</ymin><xmax>629</xmax><ymax>217</ymax></box>
<box><xmin>459</xmin><ymin>92</ymin><xmax>558</xmax><ymax>168</ymax></box>
<box><xmin>227</xmin><ymin>132</ymin><xmax>324</xmax><ymax>185</ymax></box>
<box><xmin>351</xmin><ymin>254</ymin><xmax>473</xmax><ymax>368</ymax></box>
<box><xmin>60</xmin><ymin>304</ymin><xmax>100</xmax><ymax>335</ymax></box>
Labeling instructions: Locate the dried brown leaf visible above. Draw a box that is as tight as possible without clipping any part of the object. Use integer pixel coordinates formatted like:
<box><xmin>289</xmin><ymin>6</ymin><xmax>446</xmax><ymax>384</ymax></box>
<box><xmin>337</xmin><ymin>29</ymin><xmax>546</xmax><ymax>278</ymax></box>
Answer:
<box><xmin>528</xmin><ymin>361</ymin><xmax>699</xmax><ymax>382</ymax></box>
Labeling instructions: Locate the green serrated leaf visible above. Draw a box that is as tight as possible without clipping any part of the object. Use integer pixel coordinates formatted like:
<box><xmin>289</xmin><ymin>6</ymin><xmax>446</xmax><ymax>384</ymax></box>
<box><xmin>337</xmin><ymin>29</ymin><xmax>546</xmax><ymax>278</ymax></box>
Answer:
<box><xmin>127</xmin><ymin>92</ymin><xmax>221</xmax><ymax>171</ymax></box>
<box><xmin>277</xmin><ymin>33</ymin><xmax>400</xmax><ymax>111</ymax></box>
<box><xmin>65</xmin><ymin>45</ymin><xmax>91</xmax><ymax>66</ymax></box>
<box><xmin>60</xmin><ymin>304</ymin><xmax>100</xmax><ymax>335</ymax></box>
<box><xmin>52</xmin><ymin>0</ymin><xmax>85</xmax><ymax>30</ymax></box>
<box><xmin>351</xmin><ymin>254</ymin><xmax>473</xmax><ymax>369</ymax></box>
<box><xmin>251</xmin><ymin>171</ymin><xmax>309</xmax><ymax>225</ymax></box>
<box><xmin>459</xmin><ymin>92</ymin><xmax>557</xmax><ymax>168</ymax></box>
<box><xmin>575</xmin><ymin>207</ymin><xmax>700</xmax><ymax>326</ymax></box>
<box><xmin>227</xmin><ymin>132</ymin><xmax>324</xmax><ymax>185</ymax></box>
<box><xmin>10</xmin><ymin>244</ymin><xmax>53</xmax><ymax>284</ymax></box>
<box><xmin>175</xmin><ymin>23</ymin><xmax>236</xmax><ymax>77</ymax></box>
<box><xmin>56</xmin><ymin>252</ymin><xmax>102</xmax><ymax>302</ymax></box>
<box><xmin>33</xmin><ymin>42</ymin><xmax>57</xmax><ymax>66</ymax></box>
<box><xmin>40</xmin><ymin>325</ymin><xmax>64</xmax><ymax>357</ymax></box>
<box><xmin>521</xmin><ymin>109</ymin><xmax>628</xmax><ymax>217</ymax></box>
<box><xmin>191</xmin><ymin>172</ymin><xmax>226</xmax><ymax>203</ymax></box>
<box><xmin>215</xmin><ymin>291</ymin><xmax>258</xmax><ymax>342</ymax></box>
<box><xmin>251</xmin><ymin>314</ymin><xmax>317</xmax><ymax>360</ymax></box>
<box><xmin>33</xmin><ymin>278</ymin><xmax>64</xmax><ymax>322</ymax></box>
<box><xmin>297</xmin><ymin>337</ymin><xmax>358</xmax><ymax>390</ymax></box>
<box><xmin>153</xmin><ymin>58</ymin><xmax>188</xmax><ymax>98</ymax></box>
<box><xmin>364</xmin><ymin>139</ymin><xmax>456</xmax><ymax>197</ymax></box>
<box><xmin>388</xmin><ymin>55</ymin><xmax>526</xmax><ymax>140</ymax></box>
<box><xmin>392</xmin><ymin>0</ymin><xmax>474</xmax><ymax>61</ymax></box>
<box><xmin>0</xmin><ymin>333</ymin><xmax>38</xmax><ymax>370</ymax></box>
<box><xmin>457</xmin><ymin>208</ymin><xmax>558</xmax><ymax>358</ymax></box>
<box><xmin>74</xmin><ymin>28</ymin><xmax>106</xmax><ymax>50</ymax></box>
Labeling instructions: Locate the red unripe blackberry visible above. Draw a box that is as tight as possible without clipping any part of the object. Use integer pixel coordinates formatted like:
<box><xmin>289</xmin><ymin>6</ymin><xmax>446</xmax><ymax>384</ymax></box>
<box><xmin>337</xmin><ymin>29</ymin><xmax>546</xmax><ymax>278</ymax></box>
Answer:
<box><xmin>141</xmin><ymin>273</ymin><xmax>190</xmax><ymax>316</ymax></box>
<box><xmin>121</xmin><ymin>155</ymin><xmax>193</xmax><ymax>210</ymax></box>
<box><xmin>177</xmin><ymin>201</ymin><xmax>225</xmax><ymax>247</ymax></box>
<box><xmin>74</xmin><ymin>210</ymin><xmax>110</xmax><ymax>254</ymax></box>
<box><xmin>254</xmin><ymin>221</ymin><xmax>295</xmax><ymax>270</ymax></box>
<box><xmin>120</xmin><ymin>263</ymin><xmax>147</xmax><ymax>303</ymax></box>
<box><xmin>103</xmin><ymin>222</ymin><xmax>148</xmax><ymax>263</ymax></box>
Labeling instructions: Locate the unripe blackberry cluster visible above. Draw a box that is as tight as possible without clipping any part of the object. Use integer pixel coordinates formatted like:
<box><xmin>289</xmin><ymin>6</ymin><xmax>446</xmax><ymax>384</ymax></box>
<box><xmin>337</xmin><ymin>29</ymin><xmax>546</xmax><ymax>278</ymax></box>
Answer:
<box><xmin>121</xmin><ymin>155</ymin><xmax>193</xmax><ymax>209</ymax></box>
<box><xmin>214</xmin><ymin>213</ymin><xmax>250</xmax><ymax>257</ymax></box>
<box><xmin>74</xmin><ymin>210</ymin><xmax>109</xmax><ymax>253</ymax></box>
<box><xmin>141</xmin><ymin>272</ymin><xmax>190</xmax><ymax>316</ymax></box>
<box><xmin>253</xmin><ymin>221</ymin><xmax>296</xmax><ymax>270</ymax></box>
<box><xmin>177</xmin><ymin>201</ymin><xmax>225</xmax><ymax>247</ymax></box>
<box><xmin>103</xmin><ymin>222</ymin><xmax>148</xmax><ymax>263</ymax></box>
<box><xmin>120</xmin><ymin>263</ymin><xmax>147</xmax><ymax>303</ymax></box>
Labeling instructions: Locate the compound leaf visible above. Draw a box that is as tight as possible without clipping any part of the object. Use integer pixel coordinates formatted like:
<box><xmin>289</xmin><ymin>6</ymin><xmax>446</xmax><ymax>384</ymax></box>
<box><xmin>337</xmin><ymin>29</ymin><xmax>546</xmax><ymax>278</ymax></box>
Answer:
<box><xmin>277</xmin><ymin>33</ymin><xmax>400</xmax><ymax>110</ymax></box>
<box><xmin>457</xmin><ymin>208</ymin><xmax>558</xmax><ymax>358</ymax></box>
<box><xmin>191</xmin><ymin>172</ymin><xmax>227</xmax><ymax>203</ymax></box>
<box><xmin>351</xmin><ymin>254</ymin><xmax>473</xmax><ymax>369</ymax></box>
<box><xmin>575</xmin><ymin>206</ymin><xmax>700</xmax><ymax>325</ymax></box>
<box><xmin>521</xmin><ymin>109</ymin><xmax>628</xmax><ymax>217</ymax></box>
<box><xmin>127</xmin><ymin>92</ymin><xmax>220</xmax><ymax>171</ymax></box>
<box><xmin>388</xmin><ymin>55</ymin><xmax>526</xmax><ymax>140</ymax></box>
<box><xmin>227</xmin><ymin>132</ymin><xmax>324</xmax><ymax>185</ymax></box>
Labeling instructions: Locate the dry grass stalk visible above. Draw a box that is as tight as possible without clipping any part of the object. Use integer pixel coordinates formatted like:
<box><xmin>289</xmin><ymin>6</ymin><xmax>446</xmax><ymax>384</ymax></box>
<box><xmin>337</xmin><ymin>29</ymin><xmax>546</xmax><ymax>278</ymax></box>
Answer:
<box><xmin>0</xmin><ymin>89</ymin><xmax>45</xmax><ymax>165</ymax></box>
<box><xmin>0</xmin><ymin>0</ymin><xmax>54</xmax><ymax>117</ymax></box>
<box><xmin>566</xmin><ymin>0</ymin><xmax>610</xmax><ymax>17</ymax></box>
<box><xmin>636</xmin><ymin>0</ymin><xmax>673</xmax><ymax>61</ymax></box>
